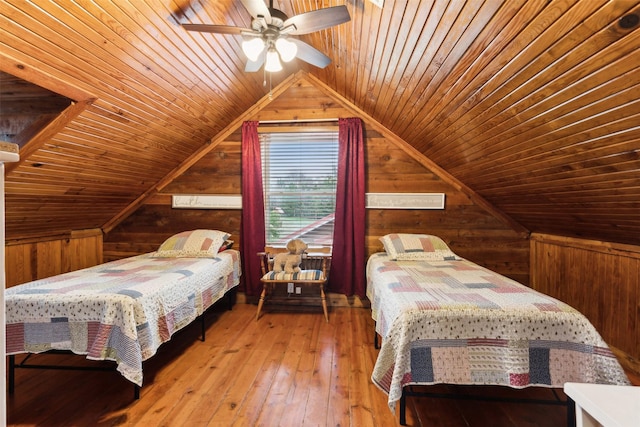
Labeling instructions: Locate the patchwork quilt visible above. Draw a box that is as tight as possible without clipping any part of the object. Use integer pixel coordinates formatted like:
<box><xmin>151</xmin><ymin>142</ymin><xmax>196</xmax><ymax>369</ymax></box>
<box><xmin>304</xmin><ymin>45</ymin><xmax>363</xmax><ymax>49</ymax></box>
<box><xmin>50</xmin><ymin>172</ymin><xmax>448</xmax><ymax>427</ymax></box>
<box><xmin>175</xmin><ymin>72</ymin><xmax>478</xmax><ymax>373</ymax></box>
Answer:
<box><xmin>5</xmin><ymin>250</ymin><xmax>241</xmax><ymax>386</ymax></box>
<box><xmin>366</xmin><ymin>252</ymin><xmax>630</xmax><ymax>411</ymax></box>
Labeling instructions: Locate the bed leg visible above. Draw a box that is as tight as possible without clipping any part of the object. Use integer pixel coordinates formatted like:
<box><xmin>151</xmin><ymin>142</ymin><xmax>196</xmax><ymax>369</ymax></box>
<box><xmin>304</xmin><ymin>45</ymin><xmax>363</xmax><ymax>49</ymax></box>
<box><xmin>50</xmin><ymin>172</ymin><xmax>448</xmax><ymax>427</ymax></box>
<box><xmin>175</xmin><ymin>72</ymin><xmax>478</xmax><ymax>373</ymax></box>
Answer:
<box><xmin>226</xmin><ymin>291</ymin><xmax>234</xmax><ymax>310</ymax></box>
<box><xmin>374</xmin><ymin>325</ymin><xmax>380</xmax><ymax>349</ymax></box>
<box><xmin>399</xmin><ymin>389</ymin><xmax>407</xmax><ymax>425</ymax></box>
<box><xmin>8</xmin><ymin>355</ymin><xmax>15</xmax><ymax>394</ymax></box>
<box><xmin>134</xmin><ymin>384</ymin><xmax>140</xmax><ymax>400</ymax></box>
<box><xmin>200</xmin><ymin>315</ymin><xmax>206</xmax><ymax>342</ymax></box>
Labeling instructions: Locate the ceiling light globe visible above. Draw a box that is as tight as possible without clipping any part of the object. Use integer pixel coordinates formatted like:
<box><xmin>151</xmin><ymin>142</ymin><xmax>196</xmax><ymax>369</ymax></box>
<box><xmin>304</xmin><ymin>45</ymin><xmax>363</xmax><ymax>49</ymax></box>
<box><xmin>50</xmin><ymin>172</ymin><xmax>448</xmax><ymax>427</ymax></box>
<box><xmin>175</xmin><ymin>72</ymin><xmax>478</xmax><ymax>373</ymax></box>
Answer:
<box><xmin>275</xmin><ymin>38</ymin><xmax>297</xmax><ymax>62</ymax></box>
<box><xmin>265</xmin><ymin>48</ymin><xmax>283</xmax><ymax>72</ymax></box>
<box><xmin>242</xmin><ymin>38</ymin><xmax>265</xmax><ymax>62</ymax></box>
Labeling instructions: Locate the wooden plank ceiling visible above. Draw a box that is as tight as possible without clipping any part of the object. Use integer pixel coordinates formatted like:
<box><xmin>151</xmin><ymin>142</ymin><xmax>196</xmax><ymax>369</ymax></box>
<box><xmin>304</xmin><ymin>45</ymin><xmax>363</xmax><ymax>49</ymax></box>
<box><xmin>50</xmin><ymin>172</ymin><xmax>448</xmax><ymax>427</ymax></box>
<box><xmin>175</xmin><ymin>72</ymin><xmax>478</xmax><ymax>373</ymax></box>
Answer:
<box><xmin>1</xmin><ymin>0</ymin><xmax>639</xmax><ymax>245</ymax></box>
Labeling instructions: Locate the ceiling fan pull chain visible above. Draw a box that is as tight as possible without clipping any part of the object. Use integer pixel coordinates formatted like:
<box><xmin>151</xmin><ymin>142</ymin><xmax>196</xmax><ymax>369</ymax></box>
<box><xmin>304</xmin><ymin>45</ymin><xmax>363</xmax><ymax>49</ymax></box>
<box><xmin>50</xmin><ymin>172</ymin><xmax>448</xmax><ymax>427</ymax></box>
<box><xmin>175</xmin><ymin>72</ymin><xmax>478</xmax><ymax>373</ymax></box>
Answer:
<box><xmin>263</xmin><ymin>64</ymin><xmax>267</xmax><ymax>87</ymax></box>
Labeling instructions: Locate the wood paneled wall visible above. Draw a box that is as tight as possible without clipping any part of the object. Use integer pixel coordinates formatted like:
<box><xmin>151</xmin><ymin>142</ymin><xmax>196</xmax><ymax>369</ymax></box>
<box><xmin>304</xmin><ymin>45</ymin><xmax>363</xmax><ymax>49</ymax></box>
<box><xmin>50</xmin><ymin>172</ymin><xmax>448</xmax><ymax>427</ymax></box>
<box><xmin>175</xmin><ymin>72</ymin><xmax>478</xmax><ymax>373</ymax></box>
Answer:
<box><xmin>365</xmin><ymin>130</ymin><xmax>529</xmax><ymax>282</ymax></box>
<box><xmin>530</xmin><ymin>233</ymin><xmax>639</xmax><ymax>375</ymax></box>
<box><xmin>104</xmin><ymin>77</ymin><xmax>529</xmax><ymax>285</ymax></box>
<box><xmin>5</xmin><ymin>228</ymin><xmax>102</xmax><ymax>288</ymax></box>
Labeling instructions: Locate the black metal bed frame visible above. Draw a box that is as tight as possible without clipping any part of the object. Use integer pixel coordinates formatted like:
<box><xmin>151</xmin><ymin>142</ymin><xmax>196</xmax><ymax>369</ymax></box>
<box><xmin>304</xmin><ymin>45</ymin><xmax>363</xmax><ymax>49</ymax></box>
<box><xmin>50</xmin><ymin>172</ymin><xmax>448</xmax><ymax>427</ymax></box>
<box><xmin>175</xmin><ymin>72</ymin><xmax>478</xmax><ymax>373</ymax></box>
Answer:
<box><xmin>399</xmin><ymin>384</ymin><xmax>575</xmax><ymax>426</ymax></box>
<box><xmin>7</xmin><ymin>289</ymin><xmax>236</xmax><ymax>400</ymax></box>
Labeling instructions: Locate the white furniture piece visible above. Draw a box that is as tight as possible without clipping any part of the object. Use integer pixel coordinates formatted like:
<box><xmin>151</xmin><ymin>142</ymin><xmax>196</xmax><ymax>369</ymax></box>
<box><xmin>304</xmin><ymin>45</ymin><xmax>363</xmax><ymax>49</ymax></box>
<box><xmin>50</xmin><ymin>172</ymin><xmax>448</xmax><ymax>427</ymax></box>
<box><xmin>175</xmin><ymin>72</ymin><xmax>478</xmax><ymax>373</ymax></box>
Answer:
<box><xmin>564</xmin><ymin>382</ymin><xmax>640</xmax><ymax>427</ymax></box>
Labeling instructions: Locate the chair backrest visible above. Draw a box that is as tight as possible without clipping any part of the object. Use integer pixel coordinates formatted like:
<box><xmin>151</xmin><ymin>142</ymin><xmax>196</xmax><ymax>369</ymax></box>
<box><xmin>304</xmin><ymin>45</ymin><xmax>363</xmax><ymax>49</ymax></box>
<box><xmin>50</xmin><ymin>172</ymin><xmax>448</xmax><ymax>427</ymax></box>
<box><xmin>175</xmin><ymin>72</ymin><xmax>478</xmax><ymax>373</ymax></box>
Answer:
<box><xmin>301</xmin><ymin>254</ymin><xmax>331</xmax><ymax>274</ymax></box>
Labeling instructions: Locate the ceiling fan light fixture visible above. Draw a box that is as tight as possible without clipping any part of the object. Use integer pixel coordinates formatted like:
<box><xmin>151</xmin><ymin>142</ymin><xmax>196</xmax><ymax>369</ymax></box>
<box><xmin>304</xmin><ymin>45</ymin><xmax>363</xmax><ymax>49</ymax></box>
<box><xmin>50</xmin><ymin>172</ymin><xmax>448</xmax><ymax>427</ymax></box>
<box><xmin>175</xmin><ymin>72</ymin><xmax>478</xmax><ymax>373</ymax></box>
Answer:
<box><xmin>183</xmin><ymin>3</ymin><xmax>351</xmax><ymax>73</ymax></box>
<box><xmin>241</xmin><ymin>37</ymin><xmax>265</xmax><ymax>62</ymax></box>
<box><xmin>265</xmin><ymin>48</ymin><xmax>283</xmax><ymax>72</ymax></box>
<box><xmin>275</xmin><ymin>38</ymin><xmax>297</xmax><ymax>62</ymax></box>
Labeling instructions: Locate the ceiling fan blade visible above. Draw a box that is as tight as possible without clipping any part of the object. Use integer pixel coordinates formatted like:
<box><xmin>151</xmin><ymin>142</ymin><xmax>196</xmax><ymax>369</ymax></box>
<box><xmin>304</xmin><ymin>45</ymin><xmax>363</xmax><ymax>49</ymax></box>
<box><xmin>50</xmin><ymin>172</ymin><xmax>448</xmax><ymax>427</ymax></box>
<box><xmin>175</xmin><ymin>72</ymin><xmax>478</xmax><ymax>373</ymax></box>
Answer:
<box><xmin>290</xmin><ymin>39</ymin><xmax>331</xmax><ymax>69</ymax></box>
<box><xmin>182</xmin><ymin>23</ymin><xmax>247</xmax><ymax>35</ymax></box>
<box><xmin>241</xmin><ymin>0</ymin><xmax>271</xmax><ymax>23</ymax></box>
<box><xmin>284</xmin><ymin>6</ymin><xmax>351</xmax><ymax>35</ymax></box>
<box><xmin>245</xmin><ymin>55</ymin><xmax>265</xmax><ymax>72</ymax></box>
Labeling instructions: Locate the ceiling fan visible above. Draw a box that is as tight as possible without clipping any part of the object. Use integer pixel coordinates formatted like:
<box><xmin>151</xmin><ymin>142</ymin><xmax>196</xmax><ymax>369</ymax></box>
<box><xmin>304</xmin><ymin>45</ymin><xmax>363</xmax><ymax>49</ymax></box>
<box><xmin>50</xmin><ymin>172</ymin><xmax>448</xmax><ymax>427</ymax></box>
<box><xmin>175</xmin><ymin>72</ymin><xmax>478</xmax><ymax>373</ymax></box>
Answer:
<box><xmin>182</xmin><ymin>0</ymin><xmax>351</xmax><ymax>73</ymax></box>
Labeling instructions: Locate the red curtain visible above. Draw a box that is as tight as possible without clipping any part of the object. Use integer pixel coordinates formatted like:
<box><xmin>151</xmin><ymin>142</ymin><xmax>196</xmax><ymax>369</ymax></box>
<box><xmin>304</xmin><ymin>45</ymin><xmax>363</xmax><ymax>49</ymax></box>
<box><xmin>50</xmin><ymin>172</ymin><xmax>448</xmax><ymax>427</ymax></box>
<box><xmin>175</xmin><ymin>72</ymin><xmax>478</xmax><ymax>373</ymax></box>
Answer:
<box><xmin>329</xmin><ymin>117</ymin><xmax>366</xmax><ymax>297</ymax></box>
<box><xmin>240</xmin><ymin>121</ymin><xmax>265</xmax><ymax>296</ymax></box>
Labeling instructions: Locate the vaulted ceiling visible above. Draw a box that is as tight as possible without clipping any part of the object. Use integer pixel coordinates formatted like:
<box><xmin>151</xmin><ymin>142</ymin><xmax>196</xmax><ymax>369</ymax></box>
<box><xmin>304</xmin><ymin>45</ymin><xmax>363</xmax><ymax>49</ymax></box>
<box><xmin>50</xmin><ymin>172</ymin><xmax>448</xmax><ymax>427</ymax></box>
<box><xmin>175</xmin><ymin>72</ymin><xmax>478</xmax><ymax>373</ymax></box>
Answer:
<box><xmin>1</xmin><ymin>0</ymin><xmax>639</xmax><ymax>245</ymax></box>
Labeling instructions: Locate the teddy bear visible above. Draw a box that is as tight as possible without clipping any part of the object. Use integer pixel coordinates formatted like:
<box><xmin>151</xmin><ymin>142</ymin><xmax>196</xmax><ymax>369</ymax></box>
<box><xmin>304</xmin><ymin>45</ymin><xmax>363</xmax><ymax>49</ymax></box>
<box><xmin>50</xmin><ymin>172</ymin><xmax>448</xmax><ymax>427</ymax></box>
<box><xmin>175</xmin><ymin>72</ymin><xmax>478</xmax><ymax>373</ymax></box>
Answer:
<box><xmin>272</xmin><ymin>238</ymin><xmax>308</xmax><ymax>274</ymax></box>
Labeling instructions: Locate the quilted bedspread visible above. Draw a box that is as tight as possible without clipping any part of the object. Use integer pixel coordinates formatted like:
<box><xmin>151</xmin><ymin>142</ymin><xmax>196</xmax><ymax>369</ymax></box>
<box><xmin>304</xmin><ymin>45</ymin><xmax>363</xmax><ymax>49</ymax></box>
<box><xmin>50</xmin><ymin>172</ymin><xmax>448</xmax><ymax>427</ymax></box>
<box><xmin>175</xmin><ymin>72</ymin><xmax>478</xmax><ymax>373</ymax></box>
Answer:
<box><xmin>5</xmin><ymin>250</ymin><xmax>241</xmax><ymax>386</ymax></box>
<box><xmin>366</xmin><ymin>252</ymin><xmax>630</xmax><ymax>411</ymax></box>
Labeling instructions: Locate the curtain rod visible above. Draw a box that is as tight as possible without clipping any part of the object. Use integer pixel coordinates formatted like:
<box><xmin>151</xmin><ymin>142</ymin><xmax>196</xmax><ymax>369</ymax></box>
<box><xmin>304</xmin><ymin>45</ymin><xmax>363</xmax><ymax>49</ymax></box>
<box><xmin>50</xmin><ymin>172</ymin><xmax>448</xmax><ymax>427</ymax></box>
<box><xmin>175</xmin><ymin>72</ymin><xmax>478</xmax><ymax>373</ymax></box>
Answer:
<box><xmin>258</xmin><ymin>118</ymin><xmax>339</xmax><ymax>124</ymax></box>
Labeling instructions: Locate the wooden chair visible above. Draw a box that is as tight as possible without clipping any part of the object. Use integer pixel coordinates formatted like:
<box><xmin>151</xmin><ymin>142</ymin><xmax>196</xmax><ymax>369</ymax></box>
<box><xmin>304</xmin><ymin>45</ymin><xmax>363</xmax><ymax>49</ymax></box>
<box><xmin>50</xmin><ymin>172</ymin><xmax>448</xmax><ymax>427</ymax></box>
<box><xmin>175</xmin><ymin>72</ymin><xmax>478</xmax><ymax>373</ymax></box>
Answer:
<box><xmin>255</xmin><ymin>250</ymin><xmax>331</xmax><ymax>322</ymax></box>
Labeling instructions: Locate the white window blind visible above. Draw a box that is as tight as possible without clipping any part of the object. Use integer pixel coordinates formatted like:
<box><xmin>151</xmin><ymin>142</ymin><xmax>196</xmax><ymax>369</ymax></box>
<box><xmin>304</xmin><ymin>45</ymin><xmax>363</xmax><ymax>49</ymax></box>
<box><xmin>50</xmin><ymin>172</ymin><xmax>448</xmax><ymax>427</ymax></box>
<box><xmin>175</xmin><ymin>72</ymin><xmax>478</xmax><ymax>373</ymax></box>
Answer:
<box><xmin>260</xmin><ymin>131</ymin><xmax>338</xmax><ymax>248</ymax></box>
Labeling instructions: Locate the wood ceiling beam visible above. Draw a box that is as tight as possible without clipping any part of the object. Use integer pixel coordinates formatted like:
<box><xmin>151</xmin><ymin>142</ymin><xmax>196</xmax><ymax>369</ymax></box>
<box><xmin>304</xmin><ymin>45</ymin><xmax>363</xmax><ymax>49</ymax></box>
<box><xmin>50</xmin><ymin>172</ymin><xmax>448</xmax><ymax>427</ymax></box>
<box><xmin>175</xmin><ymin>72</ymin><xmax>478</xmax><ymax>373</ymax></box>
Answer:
<box><xmin>4</xmin><ymin>100</ymin><xmax>93</xmax><ymax>174</ymax></box>
<box><xmin>304</xmin><ymin>72</ymin><xmax>530</xmax><ymax>237</ymax></box>
<box><xmin>102</xmin><ymin>71</ymin><xmax>303</xmax><ymax>233</ymax></box>
<box><xmin>1</xmin><ymin>53</ymin><xmax>97</xmax><ymax>173</ymax></box>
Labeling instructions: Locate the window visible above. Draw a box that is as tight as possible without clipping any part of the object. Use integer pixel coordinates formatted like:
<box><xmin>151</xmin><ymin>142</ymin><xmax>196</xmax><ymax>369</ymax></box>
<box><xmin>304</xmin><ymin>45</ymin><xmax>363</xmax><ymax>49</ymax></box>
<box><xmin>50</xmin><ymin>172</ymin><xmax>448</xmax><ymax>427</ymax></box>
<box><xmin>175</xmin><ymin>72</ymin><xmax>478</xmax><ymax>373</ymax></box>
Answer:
<box><xmin>261</xmin><ymin>131</ymin><xmax>339</xmax><ymax>248</ymax></box>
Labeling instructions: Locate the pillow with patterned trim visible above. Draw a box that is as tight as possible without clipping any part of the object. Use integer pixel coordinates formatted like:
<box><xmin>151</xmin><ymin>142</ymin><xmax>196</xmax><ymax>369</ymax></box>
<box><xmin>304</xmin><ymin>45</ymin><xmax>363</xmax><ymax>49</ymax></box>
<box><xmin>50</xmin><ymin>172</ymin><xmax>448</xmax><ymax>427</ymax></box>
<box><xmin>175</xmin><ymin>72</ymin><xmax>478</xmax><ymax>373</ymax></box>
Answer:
<box><xmin>153</xmin><ymin>229</ymin><xmax>230</xmax><ymax>258</ymax></box>
<box><xmin>380</xmin><ymin>233</ymin><xmax>460</xmax><ymax>261</ymax></box>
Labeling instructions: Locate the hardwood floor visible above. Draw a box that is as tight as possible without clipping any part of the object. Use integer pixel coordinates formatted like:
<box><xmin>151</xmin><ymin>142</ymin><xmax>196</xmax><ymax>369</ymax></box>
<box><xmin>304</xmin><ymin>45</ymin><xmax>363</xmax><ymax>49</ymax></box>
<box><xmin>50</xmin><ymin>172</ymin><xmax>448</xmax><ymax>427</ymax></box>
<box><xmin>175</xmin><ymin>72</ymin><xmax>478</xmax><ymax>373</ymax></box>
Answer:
<box><xmin>5</xmin><ymin>303</ymin><xmax>630</xmax><ymax>426</ymax></box>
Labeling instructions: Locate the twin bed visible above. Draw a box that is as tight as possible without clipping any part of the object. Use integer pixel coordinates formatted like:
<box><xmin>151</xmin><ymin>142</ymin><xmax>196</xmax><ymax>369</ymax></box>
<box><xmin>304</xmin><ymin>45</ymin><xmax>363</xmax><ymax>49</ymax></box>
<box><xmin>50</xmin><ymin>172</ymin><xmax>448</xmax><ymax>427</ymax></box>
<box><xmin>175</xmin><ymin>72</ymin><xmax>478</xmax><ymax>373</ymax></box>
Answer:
<box><xmin>5</xmin><ymin>229</ymin><xmax>241</xmax><ymax>395</ymax></box>
<box><xmin>367</xmin><ymin>233</ymin><xmax>630</xmax><ymax>424</ymax></box>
